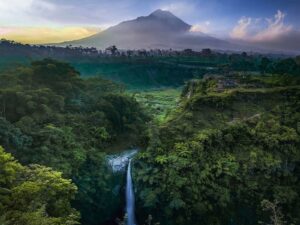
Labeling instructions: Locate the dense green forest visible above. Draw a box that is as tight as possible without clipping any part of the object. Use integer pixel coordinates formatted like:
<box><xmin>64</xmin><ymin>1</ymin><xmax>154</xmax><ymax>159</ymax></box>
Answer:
<box><xmin>0</xmin><ymin>146</ymin><xmax>79</xmax><ymax>224</ymax></box>
<box><xmin>1</xmin><ymin>40</ymin><xmax>300</xmax><ymax>89</ymax></box>
<box><xmin>134</xmin><ymin>76</ymin><xmax>300</xmax><ymax>225</ymax></box>
<box><xmin>0</xmin><ymin>49</ymin><xmax>300</xmax><ymax>225</ymax></box>
<box><xmin>0</xmin><ymin>59</ymin><xmax>149</xmax><ymax>225</ymax></box>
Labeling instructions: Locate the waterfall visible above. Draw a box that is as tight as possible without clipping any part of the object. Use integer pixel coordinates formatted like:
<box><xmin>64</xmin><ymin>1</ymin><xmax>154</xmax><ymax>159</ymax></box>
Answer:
<box><xmin>107</xmin><ymin>150</ymin><xmax>138</xmax><ymax>172</ymax></box>
<box><xmin>126</xmin><ymin>159</ymin><xmax>136</xmax><ymax>225</ymax></box>
<box><xmin>106</xmin><ymin>150</ymin><xmax>138</xmax><ymax>224</ymax></box>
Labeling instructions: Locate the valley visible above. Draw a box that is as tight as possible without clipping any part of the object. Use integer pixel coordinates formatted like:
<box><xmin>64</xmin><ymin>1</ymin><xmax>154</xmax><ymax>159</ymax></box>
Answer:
<box><xmin>0</xmin><ymin>6</ymin><xmax>300</xmax><ymax>224</ymax></box>
<box><xmin>0</xmin><ymin>53</ymin><xmax>299</xmax><ymax>225</ymax></box>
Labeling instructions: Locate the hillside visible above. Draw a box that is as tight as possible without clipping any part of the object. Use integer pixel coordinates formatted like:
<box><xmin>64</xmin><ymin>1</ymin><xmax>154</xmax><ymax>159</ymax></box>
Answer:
<box><xmin>133</xmin><ymin>74</ymin><xmax>300</xmax><ymax>225</ymax></box>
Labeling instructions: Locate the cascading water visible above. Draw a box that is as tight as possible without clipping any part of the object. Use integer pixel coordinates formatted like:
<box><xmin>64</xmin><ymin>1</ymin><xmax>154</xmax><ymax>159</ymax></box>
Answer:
<box><xmin>126</xmin><ymin>159</ymin><xmax>136</xmax><ymax>225</ymax></box>
<box><xmin>106</xmin><ymin>150</ymin><xmax>138</xmax><ymax>224</ymax></box>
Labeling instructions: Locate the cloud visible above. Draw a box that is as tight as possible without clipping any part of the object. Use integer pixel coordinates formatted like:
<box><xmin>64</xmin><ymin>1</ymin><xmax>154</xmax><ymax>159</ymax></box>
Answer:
<box><xmin>0</xmin><ymin>0</ymin><xmax>33</xmax><ymax>12</ymax></box>
<box><xmin>0</xmin><ymin>0</ymin><xmax>139</xmax><ymax>27</ymax></box>
<box><xmin>230</xmin><ymin>10</ymin><xmax>300</xmax><ymax>52</ymax></box>
<box><xmin>253</xmin><ymin>30</ymin><xmax>300</xmax><ymax>52</ymax></box>
<box><xmin>0</xmin><ymin>0</ymin><xmax>57</xmax><ymax>26</ymax></box>
<box><xmin>231</xmin><ymin>17</ymin><xmax>252</xmax><ymax>39</ymax></box>
<box><xmin>190</xmin><ymin>21</ymin><xmax>211</xmax><ymax>33</ymax></box>
<box><xmin>252</xmin><ymin>10</ymin><xmax>292</xmax><ymax>41</ymax></box>
<box><xmin>231</xmin><ymin>10</ymin><xmax>292</xmax><ymax>42</ymax></box>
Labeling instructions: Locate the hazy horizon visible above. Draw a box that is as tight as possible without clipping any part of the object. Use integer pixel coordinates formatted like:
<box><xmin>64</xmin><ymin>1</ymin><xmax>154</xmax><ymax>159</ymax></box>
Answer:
<box><xmin>1</xmin><ymin>0</ymin><xmax>300</xmax><ymax>52</ymax></box>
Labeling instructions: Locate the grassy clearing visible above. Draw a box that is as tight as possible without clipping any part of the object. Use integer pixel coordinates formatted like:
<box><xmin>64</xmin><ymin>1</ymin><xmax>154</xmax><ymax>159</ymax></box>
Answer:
<box><xmin>132</xmin><ymin>88</ymin><xmax>182</xmax><ymax>123</ymax></box>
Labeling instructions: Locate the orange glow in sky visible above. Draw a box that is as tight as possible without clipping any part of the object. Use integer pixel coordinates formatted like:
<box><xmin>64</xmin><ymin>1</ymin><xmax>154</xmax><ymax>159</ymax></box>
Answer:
<box><xmin>0</xmin><ymin>26</ymin><xmax>100</xmax><ymax>44</ymax></box>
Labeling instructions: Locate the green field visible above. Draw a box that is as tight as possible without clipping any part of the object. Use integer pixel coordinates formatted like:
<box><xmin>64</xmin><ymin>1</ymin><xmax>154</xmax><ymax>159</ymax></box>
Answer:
<box><xmin>132</xmin><ymin>88</ymin><xmax>182</xmax><ymax>122</ymax></box>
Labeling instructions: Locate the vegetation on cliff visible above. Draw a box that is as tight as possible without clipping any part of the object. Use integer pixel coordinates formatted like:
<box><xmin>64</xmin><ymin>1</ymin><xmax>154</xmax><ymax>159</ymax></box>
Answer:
<box><xmin>134</xmin><ymin>75</ymin><xmax>300</xmax><ymax>225</ymax></box>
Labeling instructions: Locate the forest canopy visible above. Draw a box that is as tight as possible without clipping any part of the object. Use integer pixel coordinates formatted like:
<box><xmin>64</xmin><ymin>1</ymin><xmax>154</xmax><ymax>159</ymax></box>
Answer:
<box><xmin>0</xmin><ymin>146</ymin><xmax>80</xmax><ymax>225</ymax></box>
<box><xmin>0</xmin><ymin>53</ymin><xmax>299</xmax><ymax>225</ymax></box>
<box><xmin>133</xmin><ymin>74</ymin><xmax>300</xmax><ymax>225</ymax></box>
<box><xmin>0</xmin><ymin>58</ymin><xmax>149</xmax><ymax>225</ymax></box>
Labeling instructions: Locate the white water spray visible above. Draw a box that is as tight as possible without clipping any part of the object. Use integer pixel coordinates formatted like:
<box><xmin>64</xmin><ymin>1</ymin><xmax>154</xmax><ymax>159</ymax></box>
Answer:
<box><xmin>107</xmin><ymin>150</ymin><xmax>138</xmax><ymax>172</ymax></box>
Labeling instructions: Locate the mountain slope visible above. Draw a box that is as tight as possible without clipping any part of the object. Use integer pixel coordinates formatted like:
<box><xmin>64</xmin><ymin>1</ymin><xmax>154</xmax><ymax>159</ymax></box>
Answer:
<box><xmin>61</xmin><ymin>9</ymin><xmax>236</xmax><ymax>50</ymax></box>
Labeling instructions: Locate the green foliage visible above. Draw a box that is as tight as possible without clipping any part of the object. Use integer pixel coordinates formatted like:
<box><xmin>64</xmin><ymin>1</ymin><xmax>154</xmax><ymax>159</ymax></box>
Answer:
<box><xmin>1</xmin><ymin>47</ymin><xmax>300</xmax><ymax>225</ymax></box>
<box><xmin>2</xmin><ymin>41</ymin><xmax>300</xmax><ymax>89</ymax></box>
<box><xmin>0</xmin><ymin>117</ymin><xmax>31</xmax><ymax>156</ymax></box>
<box><xmin>134</xmin><ymin>80</ymin><xmax>300</xmax><ymax>225</ymax></box>
<box><xmin>261</xmin><ymin>200</ymin><xmax>286</xmax><ymax>225</ymax></box>
<box><xmin>0</xmin><ymin>146</ymin><xmax>80</xmax><ymax>225</ymax></box>
<box><xmin>133</xmin><ymin>88</ymin><xmax>181</xmax><ymax>123</ymax></box>
<box><xmin>0</xmin><ymin>59</ymin><xmax>149</xmax><ymax>225</ymax></box>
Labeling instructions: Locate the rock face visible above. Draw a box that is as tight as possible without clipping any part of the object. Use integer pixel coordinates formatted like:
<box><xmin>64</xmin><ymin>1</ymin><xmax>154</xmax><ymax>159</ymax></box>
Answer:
<box><xmin>61</xmin><ymin>9</ymin><xmax>236</xmax><ymax>50</ymax></box>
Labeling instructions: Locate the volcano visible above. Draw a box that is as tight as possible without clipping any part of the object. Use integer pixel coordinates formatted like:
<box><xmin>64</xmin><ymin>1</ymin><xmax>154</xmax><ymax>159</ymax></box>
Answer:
<box><xmin>62</xmin><ymin>9</ymin><xmax>235</xmax><ymax>50</ymax></box>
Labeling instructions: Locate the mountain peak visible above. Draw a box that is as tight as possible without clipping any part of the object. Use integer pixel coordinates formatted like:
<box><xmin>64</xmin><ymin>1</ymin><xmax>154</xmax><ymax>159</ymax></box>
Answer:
<box><xmin>63</xmin><ymin>9</ymin><xmax>231</xmax><ymax>50</ymax></box>
<box><xmin>150</xmin><ymin>9</ymin><xmax>175</xmax><ymax>18</ymax></box>
<box><xmin>144</xmin><ymin>9</ymin><xmax>191</xmax><ymax>32</ymax></box>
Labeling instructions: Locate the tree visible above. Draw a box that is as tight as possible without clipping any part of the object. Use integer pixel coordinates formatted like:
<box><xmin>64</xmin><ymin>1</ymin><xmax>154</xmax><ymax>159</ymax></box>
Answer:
<box><xmin>260</xmin><ymin>57</ymin><xmax>271</xmax><ymax>74</ymax></box>
<box><xmin>261</xmin><ymin>200</ymin><xmax>285</xmax><ymax>225</ymax></box>
<box><xmin>0</xmin><ymin>146</ymin><xmax>80</xmax><ymax>225</ymax></box>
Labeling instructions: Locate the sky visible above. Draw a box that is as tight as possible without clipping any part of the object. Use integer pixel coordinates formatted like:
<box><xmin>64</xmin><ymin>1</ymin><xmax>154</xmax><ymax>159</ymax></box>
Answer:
<box><xmin>0</xmin><ymin>0</ymin><xmax>300</xmax><ymax>48</ymax></box>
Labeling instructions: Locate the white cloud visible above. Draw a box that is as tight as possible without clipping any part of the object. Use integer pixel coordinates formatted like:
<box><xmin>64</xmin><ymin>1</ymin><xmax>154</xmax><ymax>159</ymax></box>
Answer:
<box><xmin>0</xmin><ymin>0</ymin><xmax>56</xmax><ymax>26</ymax></box>
<box><xmin>230</xmin><ymin>10</ymin><xmax>293</xmax><ymax>42</ymax></box>
<box><xmin>0</xmin><ymin>0</ymin><xmax>144</xmax><ymax>27</ymax></box>
<box><xmin>253</xmin><ymin>10</ymin><xmax>292</xmax><ymax>41</ymax></box>
<box><xmin>0</xmin><ymin>0</ymin><xmax>33</xmax><ymax>11</ymax></box>
<box><xmin>231</xmin><ymin>17</ymin><xmax>252</xmax><ymax>39</ymax></box>
<box><xmin>190</xmin><ymin>21</ymin><xmax>211</xmax><ymax>33</ymax></box>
